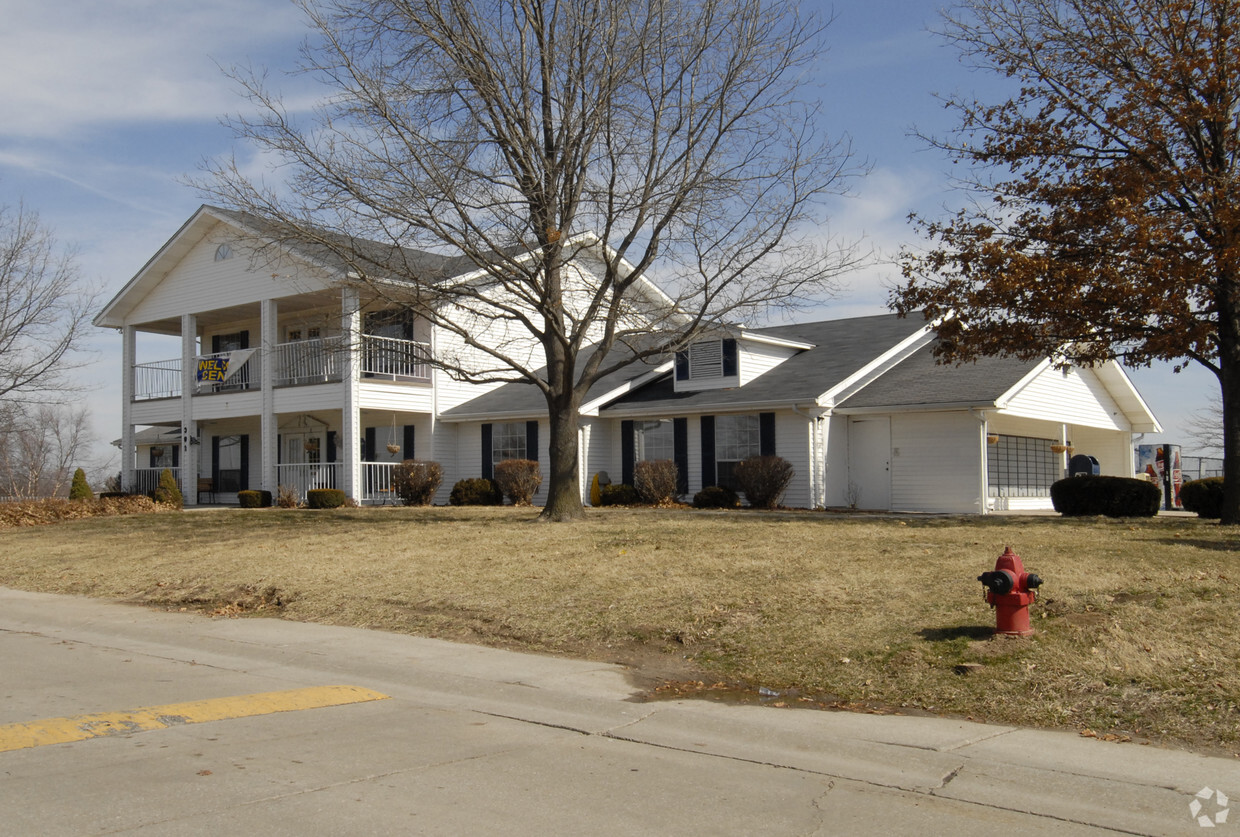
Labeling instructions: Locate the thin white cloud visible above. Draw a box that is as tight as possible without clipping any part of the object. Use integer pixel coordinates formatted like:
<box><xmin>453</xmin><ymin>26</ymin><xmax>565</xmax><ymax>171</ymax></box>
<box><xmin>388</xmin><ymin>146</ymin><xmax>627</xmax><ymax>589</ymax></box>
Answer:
<box><xmin>0</xmin><ymin>0</ymin><xmax>305</xmax><ymax>138</ymax></box>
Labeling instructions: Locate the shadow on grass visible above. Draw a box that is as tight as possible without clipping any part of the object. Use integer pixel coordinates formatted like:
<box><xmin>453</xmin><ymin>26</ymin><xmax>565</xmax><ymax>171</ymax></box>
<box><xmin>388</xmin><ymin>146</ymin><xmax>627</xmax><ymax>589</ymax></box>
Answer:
<box><xmin>917</xmin><ymin>625</ymin><xmax>995</xmax><ymax>642</ymax></box>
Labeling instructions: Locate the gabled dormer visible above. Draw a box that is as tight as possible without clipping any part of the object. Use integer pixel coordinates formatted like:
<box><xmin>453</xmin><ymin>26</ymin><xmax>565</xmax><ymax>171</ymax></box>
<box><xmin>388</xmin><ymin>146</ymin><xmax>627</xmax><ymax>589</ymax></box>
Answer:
<box><xmin>673</xmin><ymin>330</ymin><xmax>814</xmax><ymax>392</ymax></box>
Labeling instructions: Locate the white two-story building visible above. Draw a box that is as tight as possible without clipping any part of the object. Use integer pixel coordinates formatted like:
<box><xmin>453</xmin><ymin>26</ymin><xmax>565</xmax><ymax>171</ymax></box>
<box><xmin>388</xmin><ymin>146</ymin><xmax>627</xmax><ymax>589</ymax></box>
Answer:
<box><xmin>96</xmin><ymin>205</ymin><xmax>1161</xmax><ymax>513</ymax></box>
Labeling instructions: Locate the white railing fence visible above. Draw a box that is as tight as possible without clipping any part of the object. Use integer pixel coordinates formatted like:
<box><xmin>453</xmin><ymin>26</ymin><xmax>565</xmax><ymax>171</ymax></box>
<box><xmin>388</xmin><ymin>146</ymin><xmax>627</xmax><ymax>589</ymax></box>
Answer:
<box><xmin>362</xmin><ymin>336</ymin><xmax>431</xmax><ymax>381</ymax></box>
<box><xmin>134</xmin><ymin>359</ymin><xmax>182</xmax><ymax>400</ymax></box>
<box><xmin>275</xmin><ymin>336</ymin><xmax>345</xmax><ymax>387</ymax></box>
<box><xmin>132</xmin><ymin>467</ymin><xmax>181</xmax><ymax>496</ymax></box>
<box><xmin>360</xmin><ymin>462</ymin><xmax>398</xmax><ymax>504</ymax></box>
<box><xmin>275</xmin><ymin>463</ymin><xmax>342</xmax><ymax>503</ymax></box>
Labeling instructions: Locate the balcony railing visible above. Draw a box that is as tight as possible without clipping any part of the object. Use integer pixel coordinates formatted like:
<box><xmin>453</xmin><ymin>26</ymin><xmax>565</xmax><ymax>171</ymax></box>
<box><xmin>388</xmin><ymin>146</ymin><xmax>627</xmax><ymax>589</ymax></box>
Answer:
<box><xmin>276</xmin><ymin>463</ymin><xmax>342</xmax><ymax>503</ymax></box>
<box><xmin>275</xmin><ymin>336</ymin><xmax>344</xmax><ymax>387</ymax></box>
<box><xmin>362</xmin><ymin>335</ymin><xmax>431</xmax><ymax>381</ymax></box>
<box><xmin>360</xmin><ymin>461</ymin><xmax>399</xmax><ymax>504</ymax></box>
<box><xmin>130</xmin><ymin>336</ymin><xmax>431</xmax><ymax>401</ymax></box>
<box><xmin>134</xmin><ymin>360</ymin><xmax>181</xmax><ymax>401</ymax></box>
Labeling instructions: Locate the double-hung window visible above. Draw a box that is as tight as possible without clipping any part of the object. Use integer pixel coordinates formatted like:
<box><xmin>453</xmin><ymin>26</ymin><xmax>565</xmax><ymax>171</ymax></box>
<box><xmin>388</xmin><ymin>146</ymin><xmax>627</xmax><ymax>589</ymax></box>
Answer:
<box><xmin>491</xmin><ymin>422</ymin><xmax>528</xmax><ymax>466</ymax></box>
<box><xmin>715</xmin><ymin>414</ymin><xmax>760</xmax><ymax>491</ymax></box>
<box><xmin>634</xmin><ymin>419</ymin><xmax>675</xmax><ymax>462</ymax></box>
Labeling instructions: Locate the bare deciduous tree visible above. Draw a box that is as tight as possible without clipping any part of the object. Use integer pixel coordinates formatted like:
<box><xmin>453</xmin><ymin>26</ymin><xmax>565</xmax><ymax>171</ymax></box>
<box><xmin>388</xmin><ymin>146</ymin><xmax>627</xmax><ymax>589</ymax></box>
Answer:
<box><xmin>199</xmin><ymin>0</ymin><xmax>864</xmax><ymax>520</ymax></box>
<box><xmin>895</xmin><ymin>0</ymin><xmax>1240</xmax><ymax>523</ymax></box>
<box><xmin>0</xmin><ymin>203</ymin><xmax>95</xmax><ymax>404</ymax></box>
<box><xmin>0</xmin><ymin>403</ymin><xmax>94</xmax><ymax>499</ymax></box>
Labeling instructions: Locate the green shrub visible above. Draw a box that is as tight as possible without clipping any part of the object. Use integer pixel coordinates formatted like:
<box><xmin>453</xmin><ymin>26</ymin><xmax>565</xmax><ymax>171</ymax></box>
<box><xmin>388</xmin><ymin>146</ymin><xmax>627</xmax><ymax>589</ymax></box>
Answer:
<box><xmin>599</xmin><ymin>483</ymin><xmax>641</xmax><ymax>506</ymax></box>
<box><xmin>153</xmin><ymin>468</ymin><xmax>183</xmax><ymax>509</ymax></box>
<box><xmin>306</xmin><ymin>488</ymin><xmax>347</xmax><ymax>509</ymax></box>
<box><xmin>1050</xmin><ymin>475</ymin><xmax>1160</xmax><ymax>517</ymax></box>
<box><xmin>392</xmin><ymin>459</ymin><xmax>443</xmax><ymax>506</ymax></box>
<box><xmin>734</xmin><ymin>455</ymin><xmax>794</xmax><ymax>509</ymax></box>
<box><xmin>634</xmin><ymin>460</ymin><xmax>679</xmax><ymax>505</ymax></box>
<box><xmin>69</xmin><ymin>468</ymin><xmax>94</xmax><ymax>501</ymax></box>
<box><xmin>494</xmin><ymin>459</ymin><xmax>542</xmax><ymax>505</ymax></box>
<box><xmin>693</xmin><ymin>485</ymin><xmax>740</xmax><ymax>509</ymax></box>
<box><xmin>1181</xmin><ymin>477</ymin><xmax>1225</xmax><ymax>519</ymax></box>
<box><xmin>449</xmin><ymin>477</ymin><xmax>503</xmax><ymax>506</ymax></box>
<box><xmin>237</xmin><ymin>489</ymin><xmax>273</xmax><ymax>508</ymax></box>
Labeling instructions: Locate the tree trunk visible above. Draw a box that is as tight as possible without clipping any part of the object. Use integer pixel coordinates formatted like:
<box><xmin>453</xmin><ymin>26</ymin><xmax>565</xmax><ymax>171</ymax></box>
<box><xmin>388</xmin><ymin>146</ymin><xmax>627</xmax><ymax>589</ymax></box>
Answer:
<box><xmin>1218</xmin><ymin>283</ymin><xmax>1240</xmax><ymax>525</ymax></box>
<box><xmin>539</xmin><ymin>391</ymin><xmax>585</xmax><ymax>521</ymax></box>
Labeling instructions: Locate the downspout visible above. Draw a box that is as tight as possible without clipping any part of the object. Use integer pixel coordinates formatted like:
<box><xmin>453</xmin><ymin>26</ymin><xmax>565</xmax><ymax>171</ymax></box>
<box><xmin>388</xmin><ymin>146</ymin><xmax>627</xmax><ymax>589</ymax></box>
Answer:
<box><xmin>792</xmin><ymin>404</ymin><xmax>824</xmax><ymax>509</ymax></box>
<box><xmin>971</xmin><ymin>408</ymin><xmax>989</xmax><ymax>514</ymax></box>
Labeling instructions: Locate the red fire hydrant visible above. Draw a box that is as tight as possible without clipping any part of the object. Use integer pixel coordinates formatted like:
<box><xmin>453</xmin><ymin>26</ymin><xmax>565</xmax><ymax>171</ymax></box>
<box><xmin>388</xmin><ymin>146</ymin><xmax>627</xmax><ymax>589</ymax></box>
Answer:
<box><xmin>977</xmin><ymin>547</ymin><xmax>1043</xmax><ymax>636</ymax></box>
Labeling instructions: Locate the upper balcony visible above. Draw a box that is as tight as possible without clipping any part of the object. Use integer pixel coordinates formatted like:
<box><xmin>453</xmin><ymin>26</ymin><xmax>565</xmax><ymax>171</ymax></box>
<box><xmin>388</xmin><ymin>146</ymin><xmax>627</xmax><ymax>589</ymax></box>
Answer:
<box><xmin>133</xmin><ymin>335</ymin><xmax>431</xmax><ymax>401</ymax></box>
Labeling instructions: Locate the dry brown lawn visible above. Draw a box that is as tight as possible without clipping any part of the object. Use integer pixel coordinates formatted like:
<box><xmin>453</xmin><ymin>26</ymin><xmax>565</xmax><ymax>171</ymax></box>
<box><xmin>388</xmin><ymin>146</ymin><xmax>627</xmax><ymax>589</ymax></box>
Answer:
<box><xmin>2</xmin><ymin>505</ymin><xmax>1237</xmax><ymax>756</ymax></box>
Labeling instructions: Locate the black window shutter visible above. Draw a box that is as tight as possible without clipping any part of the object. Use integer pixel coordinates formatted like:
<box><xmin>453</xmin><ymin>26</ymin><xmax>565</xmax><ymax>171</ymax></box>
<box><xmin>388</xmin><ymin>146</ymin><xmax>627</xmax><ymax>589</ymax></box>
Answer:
<box><xmin>673</xmin><ymin>418</ymin><xmax>689</xmax><ymax>496</ymax></box>
<box><xmin>239</xmin><ymin>436</ymin><xmax>250</xmax><ymax>491</ymax></box>
<box><xmin>327</xmin><ymin>431</ymin><xmax>337</xmax><ymax>463</ymax></box>
<box><xmin>239</xmin><ymin>330</ymin><xmax>249</xmax><ymax>349</ymax></box>
<box><xmin>621</xmin><ymin>420</ymin><xmax>635</xmax><ymax>486</ymax></box>
<box><xmin>277</xmin><ymin>434</ymin><xmax>282</xmax><ymax>465</ymax></box>
<box><xmin>526</xmin><ymin>421</ymin><xmax>539</xmax><ymax>462</ymax></box>
<box><xmin>211</xmin><ymin>334</ymin><xmax>221</xmax><ymax>354</ymax></box>
<box><xmin>722</xmin><ymin>339</ymin><xmax>738</xmax><ymax>377</ymax></box>
<box><xmin>700</xmin><ymin>416</ymin><xmax>716</xmax><ymax>488</ymax></box>
<box><xmin>481</xmin><ymin>424</ymin><xmax>493</xmax><ymax>479</ymax></box>
<box><xmin>365</xmin><ymin>427</ymin><xmax>376</xmax><ymax>462</ymax></box>
<box><xmin>211</xmin><ymin>436</ymin><xmax>220</xmax><ymax>487</ymax></box>
<box><xmin>149</xmin><ymin>447</ymin><xmax>157</xmax><ymax>468</ymax></box>
<box><xmin>403</xmin><ymin>425</ymin><xmax>415</xmax><ymax>460</ymax></box>
<box><xmin>675</xmin><ymin>350</ymin><xmax>689</xmax><ymax>381</ymax></box>
<box><xmin>172</xmin><ymin>443</ymin><xmax>180</xmax><ymax>468</ymax></box>
<box><xmin>759</xmin><ymin>412</ymin><xmax>776</xmax><ymax>456</ymax></box>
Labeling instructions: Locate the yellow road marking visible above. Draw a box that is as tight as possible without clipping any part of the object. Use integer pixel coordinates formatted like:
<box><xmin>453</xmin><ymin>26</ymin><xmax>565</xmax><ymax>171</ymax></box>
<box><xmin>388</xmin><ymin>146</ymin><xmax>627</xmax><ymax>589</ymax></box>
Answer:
<box><xmin>0</xmin><ymin>685</ymin><xmax>389</xmax><ymax>753</ymax></box>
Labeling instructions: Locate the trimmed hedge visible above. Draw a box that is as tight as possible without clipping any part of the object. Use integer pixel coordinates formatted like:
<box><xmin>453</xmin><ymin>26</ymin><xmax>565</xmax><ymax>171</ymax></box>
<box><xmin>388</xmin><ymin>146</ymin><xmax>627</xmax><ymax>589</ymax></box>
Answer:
<box><xmin>237</xmin><ymin>489</ymin><xmax>273</xmax><ymax>508</ymax></box>
<box><xmin>599</xmin><ymin>483</ymin><xmax>641</xmax><ymax>506</ymax></box>
<box><xmin>693</xmin><ymin>485</ymin><xmax>740</xmax><ymax>509</ymax></box>
<box><xmin>1050</xmin><ymin>475</ymin><xmax>1160</xmax><ymax>518</ymax></box>
<box><xmin>449</xmin><ymin>477</ymin><xmax>503</xmax><ymax>506</ymax></box>
<box><xmin>1181</xmin><ymin>477</ymin><xmax>1225</xmax><ymax>519</ymax></box>
<box><xmin>306</xmin><ymin>488</ymin><xmax>347</xmax><ymax>509</ymax></box>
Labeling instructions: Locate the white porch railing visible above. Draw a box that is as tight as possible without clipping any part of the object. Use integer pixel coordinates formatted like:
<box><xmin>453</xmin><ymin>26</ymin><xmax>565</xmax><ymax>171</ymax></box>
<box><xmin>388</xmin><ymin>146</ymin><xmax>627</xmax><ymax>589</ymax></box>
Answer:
<box><xmin>360</xmin><ymin>462</ymin><xmax>398</xmax><ymax>505</ymax></box>
<box><xmin>362</xmin><ymin>336</ymin><xmax>431</xmax><ymax>381</ymax></box>
<box><xmin>276</xmin><ymin>463</ymin><xmax>342</xmax><ymax>502</ymax></box>
<box><xmin>132</xmin><ymin>467</ymin><xmax>181</xmax><ymax>496</ymax></box>
<box><xmin>134</xmin><ymin>359</ymin><xmax>182</xmax><ymax>400</ymax></box>
<box><xmin>274</xmin><ymin>336</ymin><xmax>344</xmax><ymax>386</ymax></box>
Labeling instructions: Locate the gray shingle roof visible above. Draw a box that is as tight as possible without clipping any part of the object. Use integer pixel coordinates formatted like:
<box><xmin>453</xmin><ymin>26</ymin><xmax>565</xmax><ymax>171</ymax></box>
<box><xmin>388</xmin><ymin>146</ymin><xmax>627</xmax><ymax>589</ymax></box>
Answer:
<box><xmin>837</xmin><ymin>344</ymin><xmax>1043</xmax><ymax>410</ymax></box>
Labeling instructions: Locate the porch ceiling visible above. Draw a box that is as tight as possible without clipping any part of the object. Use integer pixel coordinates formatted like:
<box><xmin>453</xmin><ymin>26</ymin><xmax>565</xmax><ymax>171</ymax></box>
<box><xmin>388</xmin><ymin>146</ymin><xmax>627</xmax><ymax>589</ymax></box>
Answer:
<box><xmin>128</xmin><ymin>290</ymin><xmax>343</xmax><ymax>337</ymax></box>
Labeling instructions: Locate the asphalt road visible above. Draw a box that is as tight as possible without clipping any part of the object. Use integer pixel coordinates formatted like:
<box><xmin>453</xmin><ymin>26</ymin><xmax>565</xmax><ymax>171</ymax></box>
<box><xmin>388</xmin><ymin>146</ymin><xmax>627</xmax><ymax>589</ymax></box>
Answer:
<box><xmin>1</xmin><ymin>587</ymin><xmax>1235</xmax><ymax>835</ymax></box>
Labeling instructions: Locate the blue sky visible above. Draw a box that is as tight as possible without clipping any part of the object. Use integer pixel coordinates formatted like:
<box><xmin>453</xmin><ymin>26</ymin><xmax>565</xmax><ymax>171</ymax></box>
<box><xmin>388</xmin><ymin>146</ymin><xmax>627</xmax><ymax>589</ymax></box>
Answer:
<box><xmin>0</xmin><ymin>0</ymin><xmax>1218</xmax><ymax>471</ymax></box>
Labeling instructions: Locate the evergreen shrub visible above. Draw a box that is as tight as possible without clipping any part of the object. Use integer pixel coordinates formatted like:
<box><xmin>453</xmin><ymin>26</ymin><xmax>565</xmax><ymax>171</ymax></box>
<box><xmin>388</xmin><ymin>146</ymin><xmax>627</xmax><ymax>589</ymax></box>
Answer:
<box><xmin>306</xmin><ymin>488</ymin><xmax>347</xmax><ymax>509</ymax></box>
<box><xmin>693</xmin><ymin>485</ymin><xmax>740</xmax><ymax>509</ymax></box>
<box><xmin>449</xmin><ymin>477</ymin><xmax>503</xmax><ymax>506</ymax></box>
<box><xmin>1180</xmin><ymin>477</ymin><xmax>1225</xmax><ymax>519</ymax></box>
<box><xmin>69</xmin><ymin>468</ymin><xmax>94</xmax><ymax>501</ymax></box>
<box><xmin>153</xmin><ymin>468</ymin><xmax>183</xmax><ymax>508</ymax></box>
<box><xmin>1050</xmin><ymin>475</ymin><xmax>1159</xmax><ymax>518</ymax></box>
<box><xmin>599</xmin><ymin>483</ymin><xmax>641</xmax><ymax>506</ymax></box>
<box><xmin>237</xmin><ymin>489</ymin><xmax>273</xmax><ymax>508</ymax></box>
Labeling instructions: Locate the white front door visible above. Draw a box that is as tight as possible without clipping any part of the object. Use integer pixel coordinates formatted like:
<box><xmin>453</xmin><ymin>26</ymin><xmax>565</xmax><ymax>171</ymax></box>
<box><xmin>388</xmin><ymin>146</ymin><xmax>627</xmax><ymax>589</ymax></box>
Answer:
<box><xmin>849</xmin><ymin>417</ymin><xmax>891</xmax><ymax>510</ymax></box>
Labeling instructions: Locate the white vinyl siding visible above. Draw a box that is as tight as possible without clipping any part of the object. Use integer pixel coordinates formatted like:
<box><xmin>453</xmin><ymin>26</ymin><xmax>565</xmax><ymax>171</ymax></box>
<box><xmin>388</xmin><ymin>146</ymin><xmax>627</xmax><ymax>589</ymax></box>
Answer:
<box><xmin>737</xmin><ymin>341</ymin><xmax>798</xmax><ymax>385</ymax></box>
<box><xmin>890</xmin><ymin>412</ymin><xmax>983</xmax><ymax>513</ymax></box>
<box><xmin>1003</xmin><ymin>366</ymin><xmax>1130</xmax><ymax>430</ymax></box>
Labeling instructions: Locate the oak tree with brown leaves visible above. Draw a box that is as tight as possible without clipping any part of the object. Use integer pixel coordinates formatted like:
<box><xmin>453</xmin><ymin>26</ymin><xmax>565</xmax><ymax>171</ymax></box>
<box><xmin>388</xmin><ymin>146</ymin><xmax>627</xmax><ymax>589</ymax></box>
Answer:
<box><xmin>894</xmin><ymin>0</ymin><xmax>1240</xmax><ymax>523</ymax></box>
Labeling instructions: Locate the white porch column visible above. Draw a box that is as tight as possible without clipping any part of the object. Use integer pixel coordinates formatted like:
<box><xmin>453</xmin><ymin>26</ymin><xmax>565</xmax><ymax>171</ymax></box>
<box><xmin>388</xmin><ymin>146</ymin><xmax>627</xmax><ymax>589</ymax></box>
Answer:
<box><xmin>260</xmin><ymin>299</ymin><xmax>278</xmax><ymax>495</ymax></box>
<box><xmin>121</xmin><ymin>325</ymin><xmax>136</xmax><ymax>493</ymax></box>
<box><xmin>180</xmin><ymin>314</ymin><xmax>199</xmax><ymax>505</ymax></box>
<box><xmin>340</xmin><ymin>288</ymin><xmax>362</xmax><ymax>500</ymax></box>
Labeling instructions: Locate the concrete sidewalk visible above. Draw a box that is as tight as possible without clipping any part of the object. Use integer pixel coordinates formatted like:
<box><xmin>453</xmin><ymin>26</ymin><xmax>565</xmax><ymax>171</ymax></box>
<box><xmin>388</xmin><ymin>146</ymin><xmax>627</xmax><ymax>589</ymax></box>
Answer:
<box><xmin>0</xmin><ymin>587</ymin><xmax>1234</xmax><ymax>835</ymax></box>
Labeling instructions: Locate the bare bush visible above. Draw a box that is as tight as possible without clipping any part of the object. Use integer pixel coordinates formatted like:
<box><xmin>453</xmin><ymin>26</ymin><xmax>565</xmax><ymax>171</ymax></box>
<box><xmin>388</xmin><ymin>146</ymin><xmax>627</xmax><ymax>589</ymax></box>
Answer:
<box><xmin>494</xmin><ymin>459</ymin><xmax>542</xmax><ymax>506</ymax></box>
<box><xmin>634</xmin><ymin>460</ymin><xmax>679</xmax><ymax>505</ymax></box>
<box><xmin>392</xmin><ymin>459</ymin><xmax>443</xmax><ymax>506</ymax></box>
<box><xmin>734</xmin><ymin>456</ymin><xmax>794</xmax><ymax>509</ymax></box>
